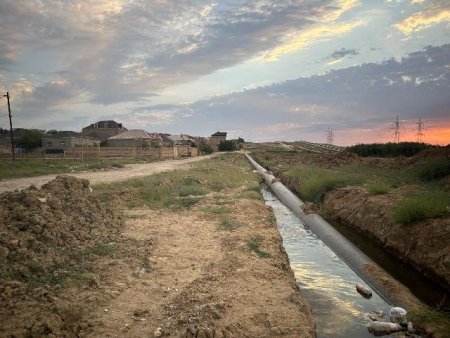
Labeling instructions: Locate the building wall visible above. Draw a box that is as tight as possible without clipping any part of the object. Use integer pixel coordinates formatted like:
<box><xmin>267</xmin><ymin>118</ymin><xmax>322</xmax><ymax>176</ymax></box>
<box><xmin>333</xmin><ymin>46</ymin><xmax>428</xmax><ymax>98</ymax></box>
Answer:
<box><xmin>42</xmin><ymin>137</ymin><xmax>95</xmax><ymax>149</ymax></box>
<box><xmin>82</xmin><ymin>127</ymin><xmax>126</xmax><ymax>141</ymax></box>
<box><xmin>210</xmin><ymin>135</ymin><xmax>226</xmax><ymax>146</ymax></box>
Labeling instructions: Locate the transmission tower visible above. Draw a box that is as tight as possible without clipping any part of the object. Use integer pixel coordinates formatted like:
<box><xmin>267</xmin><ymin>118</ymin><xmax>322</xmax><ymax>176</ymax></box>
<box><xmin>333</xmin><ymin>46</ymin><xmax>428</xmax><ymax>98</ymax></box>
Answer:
<box><xmin>326</xmin><ymin>128</ymin><xmax>334</xmax><ymax>144</ymax></box>
<box><xmin>392</xmin><ymin>116</ymin><xmax>400</xmax><ymax>143</ymax></box>
<box><xmin>416</xmin><ymin>117</ymin><xmax>425</xmax><ymax>143</ymax></box>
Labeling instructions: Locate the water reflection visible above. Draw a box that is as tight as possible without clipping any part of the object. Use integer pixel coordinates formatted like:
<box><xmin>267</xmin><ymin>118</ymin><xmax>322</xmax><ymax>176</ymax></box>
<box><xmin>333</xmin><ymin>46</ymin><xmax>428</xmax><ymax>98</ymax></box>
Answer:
<box><xmin>262</xmin><ymin>188</ymin><xmax>392</xmax><ymax>338</ymax></box>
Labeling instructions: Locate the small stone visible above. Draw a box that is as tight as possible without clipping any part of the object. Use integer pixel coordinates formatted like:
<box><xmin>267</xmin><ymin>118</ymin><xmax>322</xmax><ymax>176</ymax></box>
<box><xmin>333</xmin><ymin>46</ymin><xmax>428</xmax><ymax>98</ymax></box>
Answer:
<box><xmin>154</xmin><ymin>327</ymin><xmax>163</xmax><ymax>337</ymax></box>
<box><xmin>407</xmin><ymin>321</ymin><xmax>414</xmax><ymax>333</ymax></box>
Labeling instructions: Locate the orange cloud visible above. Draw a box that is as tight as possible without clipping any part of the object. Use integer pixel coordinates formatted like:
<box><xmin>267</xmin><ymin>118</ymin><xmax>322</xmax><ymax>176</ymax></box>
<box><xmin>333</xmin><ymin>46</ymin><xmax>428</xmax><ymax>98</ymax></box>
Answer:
<box><xmin>255</xmin><ymin>20</ymin><xmax>362</xmax><ymax>63</ymax></box>
<box><xmin>395</xmin><ymin>8</ymin><xmax>450</xmax><ymax>35</ymax></box>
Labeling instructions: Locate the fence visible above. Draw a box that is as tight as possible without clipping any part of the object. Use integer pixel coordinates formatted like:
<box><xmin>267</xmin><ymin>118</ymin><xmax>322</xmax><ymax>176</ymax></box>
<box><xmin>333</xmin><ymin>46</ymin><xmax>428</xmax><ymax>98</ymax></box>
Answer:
<box><xmin>0</xmin><ymin>146</ymin><xmax>200</xmax><ymax>161</ymax></box>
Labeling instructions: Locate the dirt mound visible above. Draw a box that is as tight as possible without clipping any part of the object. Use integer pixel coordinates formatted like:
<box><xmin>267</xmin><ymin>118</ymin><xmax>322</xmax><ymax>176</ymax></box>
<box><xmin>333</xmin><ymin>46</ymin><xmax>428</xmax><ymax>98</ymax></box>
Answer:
<box><xmin>0</xmin><ymin>175</ymin><xmax>122</xmax><ymax>337</ymax></box>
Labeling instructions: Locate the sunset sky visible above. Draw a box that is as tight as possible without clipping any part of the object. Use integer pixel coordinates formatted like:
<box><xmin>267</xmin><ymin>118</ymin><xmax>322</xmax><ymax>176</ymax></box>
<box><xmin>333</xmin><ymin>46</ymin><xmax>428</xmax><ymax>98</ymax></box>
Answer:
<box><xmin>1</xmin><ymin>0</ymin><xmax>449</xmax><ymax>145</ymax></box>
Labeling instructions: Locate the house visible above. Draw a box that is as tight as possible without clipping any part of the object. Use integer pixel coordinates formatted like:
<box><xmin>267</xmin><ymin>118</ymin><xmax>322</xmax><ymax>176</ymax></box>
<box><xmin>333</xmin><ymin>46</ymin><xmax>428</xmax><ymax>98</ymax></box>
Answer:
<box><xmin>162</xmin><ymin>134</ymin><xmax>196</xmax><ymax>147</ymax></box>
<box><xmin>107</xmin><ymin>129</ymin><xmax>162</xmax><ymax>147</ymax></box>
<box><xmin>210</xmin><ymin>131</ymin><xmax>227</xmax><ymax>147</ymax></box>
<box><xmin>82</xmin><ymin>120</ymin><xmax>127</xmax><ymax>141</ymax></box>
<box><xmin>42</xmin><ymin>131</ymin><xmax>95</xmax><ymax>150</ymax></box>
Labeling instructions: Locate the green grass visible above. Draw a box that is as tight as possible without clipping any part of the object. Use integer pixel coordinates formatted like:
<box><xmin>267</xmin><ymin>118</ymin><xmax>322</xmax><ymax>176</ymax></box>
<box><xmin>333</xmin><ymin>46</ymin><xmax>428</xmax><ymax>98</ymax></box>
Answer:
<box><xmin>0</xmin><ymin>158</ymin><xmax>133</xmax><ymax>179</ymax></box>
<box><xmin>392</xmin><ymin>189</ymin><xmax>450</xmax><ymax>224</ymax></box>
<box><xmin>85</xmin><ymin>243</ymin><xmax>117</xmax><ymax>256</ymax></box>
<box><xmin>366</xmin><ymin>182</ymin><xmax>392</xmax><ymax>195</ymax></box>
<box><xmin>417</xmin><ymin>158</ymin><xmax>450</xmax><ymax>182</ymax></box>
<box><xmin>218</xmin><ymin>218</ymin><xmax>241</xmax><ymax>231</ymax></box>
<box><xmin>93</xmin><ymin>154</ymin><xmax>260</xmax><ymax>210</ymax></box>
<box><xmin>247</xmin><ymin>234</ymin><xmax>272</xmax><ymax>258</ymax></box>
<box><xmin>287</xmin><ymin>166</ymin><xmax>362</xmax><ymax>203</ymax></box>
<box><xmin>410</xmin><ymin>308</ymin><xmax>450</xmax><ymax>338</ymax></box>
<box><xmin>200</xmin><ymin>206</ymin><xmax>231</xmax><ymax>214</ymax></box>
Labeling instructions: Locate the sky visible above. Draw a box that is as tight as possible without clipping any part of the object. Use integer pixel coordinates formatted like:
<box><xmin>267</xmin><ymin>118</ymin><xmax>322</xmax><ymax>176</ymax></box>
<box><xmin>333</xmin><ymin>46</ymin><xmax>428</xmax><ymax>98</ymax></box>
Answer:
<box><xmin>0</xmin><ymin>0</ymin><xmax>449</xmax><ymax>145</ymax></box>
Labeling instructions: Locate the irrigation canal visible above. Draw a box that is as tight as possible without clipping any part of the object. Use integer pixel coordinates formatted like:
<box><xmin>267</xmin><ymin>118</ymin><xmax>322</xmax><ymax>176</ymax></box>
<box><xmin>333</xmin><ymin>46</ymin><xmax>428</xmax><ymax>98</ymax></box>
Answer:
<box><xmin>262</xmin><ymin>188</ymin><xmax>393</xmax><ymax>338</ymax></box>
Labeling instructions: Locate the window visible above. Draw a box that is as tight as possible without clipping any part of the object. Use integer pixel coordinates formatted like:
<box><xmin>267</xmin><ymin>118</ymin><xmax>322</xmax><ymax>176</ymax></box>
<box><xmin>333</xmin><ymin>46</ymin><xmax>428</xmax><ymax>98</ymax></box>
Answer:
<box><xmin>47</xmin><ymin>141</ymin><xmax>52</xmax><ymax>147</ymax></box>
<box><xmin>60</xmin><ymin>141</ymin><xmax>66</xmax><ymax>147</ymax></box>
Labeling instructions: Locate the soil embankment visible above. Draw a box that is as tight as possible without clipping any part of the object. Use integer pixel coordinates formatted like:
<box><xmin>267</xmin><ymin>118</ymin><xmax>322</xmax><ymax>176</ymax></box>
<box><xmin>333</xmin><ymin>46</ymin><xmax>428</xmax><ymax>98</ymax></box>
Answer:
<box><xmin>0</xmin><ymin>154</ymin><xmax>316</xmax><ymax>337</ymax></box>
<box><xmin>323</xmin><ymin>186</ymin><xmax>450</xmax><ymax>291</ymax></box>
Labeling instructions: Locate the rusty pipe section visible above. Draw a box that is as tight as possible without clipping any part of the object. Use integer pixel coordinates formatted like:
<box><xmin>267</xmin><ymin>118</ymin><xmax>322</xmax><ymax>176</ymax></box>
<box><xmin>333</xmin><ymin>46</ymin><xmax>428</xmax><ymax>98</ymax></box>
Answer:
<box><xmin>246</xmin><ymin>153</ymin><xmax>394</xmax><ymax>305</ymax></box>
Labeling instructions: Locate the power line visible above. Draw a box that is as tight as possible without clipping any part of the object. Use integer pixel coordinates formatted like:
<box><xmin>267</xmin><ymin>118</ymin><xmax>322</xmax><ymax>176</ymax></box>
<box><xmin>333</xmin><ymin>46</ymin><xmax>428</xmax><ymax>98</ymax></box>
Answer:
<box><xmin>326</xmin><ymin>128</ymin><xmax>334</xmax><ymax>145</ymax></box>
<box><xmin>416</xmin><ymin>117</ymin><xmax>425</xmax><ymax>143</ymax></box>
<box><xmin>391</xmin><ymin>116</ymin><xmax>400</xmax><ymax>143</ymax></box>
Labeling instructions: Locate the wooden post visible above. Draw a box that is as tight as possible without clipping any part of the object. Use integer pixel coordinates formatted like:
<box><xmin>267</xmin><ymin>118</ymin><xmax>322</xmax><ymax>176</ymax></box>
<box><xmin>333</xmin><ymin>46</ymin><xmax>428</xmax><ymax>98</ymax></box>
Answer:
<box><xmin>81</xmin><ymin>137</ymin><xmax>84</xmax><ymax>163</ymax></box>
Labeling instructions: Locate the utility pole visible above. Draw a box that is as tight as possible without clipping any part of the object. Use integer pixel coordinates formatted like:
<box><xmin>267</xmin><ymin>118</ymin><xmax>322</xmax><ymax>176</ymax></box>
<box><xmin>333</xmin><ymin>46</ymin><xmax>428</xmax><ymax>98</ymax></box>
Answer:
<box><xmin>416</xmin><ymin>117</ymin><xmax>425</xmax><ymax>143</ymax></box>
<box><xmin>2</xmin><ymin>92</ymin><xmax>15</xmax><ymax>160</ymax></box>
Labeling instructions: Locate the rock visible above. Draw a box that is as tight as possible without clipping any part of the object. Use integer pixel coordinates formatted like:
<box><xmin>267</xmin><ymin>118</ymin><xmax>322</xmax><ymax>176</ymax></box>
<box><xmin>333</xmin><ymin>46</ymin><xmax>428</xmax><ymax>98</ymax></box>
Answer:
<box><xmin>389</xmin><ymin>307</ymin><xmax>407</xmax><ymax>324</ymax></box>
<box><xmin>367</xmin><ymin>321</ymin><xmax>402</xmax><ymax>336</ymax></box>
<box><xmin>154</xmin><ymin>327</ymin><xmax>163</xmax><ymax>337</ymax></box>
<box><xmin>407</xmin><ymin>321</ymin><xmax>414</xmax><ymax>333</ymax></box>
<box><xmin>356</xmin><ymin>283</ymin><xmax>372</xmax><ymax>299</ymax></box>
<box><xmin>37</xmin><ymin>197</ymin><xmax>47</xmax><ymax>203</ymax></box>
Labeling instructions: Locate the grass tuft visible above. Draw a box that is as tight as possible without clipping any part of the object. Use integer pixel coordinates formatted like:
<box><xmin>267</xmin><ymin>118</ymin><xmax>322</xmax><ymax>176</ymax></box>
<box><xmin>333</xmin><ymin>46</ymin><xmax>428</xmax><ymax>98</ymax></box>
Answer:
<box><xmin>391</xmin><ymin>189</ymin><xmax>450</xmax><ymax>224</ymax></box>
<box><xmin>366</xmin><ymin>182</ymin><xmax>391</xmax><ymax>195</ymax></box>
<box><xmin>247</xmin><ymin>234</ymin><xmax>272</xmax><ymax>258</ymax></box>
<box><xmin>200</xmin><ymin>206</ymin><xmax>231</xmax><ymax>214</ymax></box>
<box><xmin>218</xmin><ymin>218</ymin><xmax>240</xmax><ymax>231</ymax></box>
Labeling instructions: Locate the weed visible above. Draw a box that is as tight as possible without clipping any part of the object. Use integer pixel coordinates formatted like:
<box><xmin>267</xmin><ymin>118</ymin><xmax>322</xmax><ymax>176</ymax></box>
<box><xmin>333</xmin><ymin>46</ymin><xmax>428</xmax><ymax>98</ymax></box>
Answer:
<box><xmin>366</xmin><ymin>182</ymin><xmax>391</xmax><ymax>195</ymax></box>
<box><xmin>288</xmin><ymin>166</ymin><xmax>361</xmax><ymax>203</ymax></box>
<box><xmin>177</xmin><ymin>184</ymin><xmax>205</xmax><ymax>197</ymax></box>
<box><xmin>218</xmin><ymin>218</ymin><xmax>240</xmax><ymax>231</ymax></box>
<box><xmin>409</xmin><ymin>307</ymin><xmax>450</xmax><ymax>338</ymax></box>
<box><xmin>417</xmin><ymin>158</ymin><xmax>450</xmax><ymax>182</ymax></box>
<box><xmin>391</xmin><ymin>189</ymin><xmax>450</xmax><ymax>224</ymax></box>
<box><xmin>247</xmin><ymin>234</ymin><xmax>272</xmax><ymax>258</ymax></box>
<box><xmin>171</xmin><ymin>197</ymin><xmax>203</xmax><ymax>210</ymax></box>
<box><xmin>200</xmin><ymin>206</ymin><xmax>231</xmax><ymax>214</ymax></box>
<box><xmin>85</xmin><ymin>243</ymin><xmax>117</xmax><ymax>256</ymax></box>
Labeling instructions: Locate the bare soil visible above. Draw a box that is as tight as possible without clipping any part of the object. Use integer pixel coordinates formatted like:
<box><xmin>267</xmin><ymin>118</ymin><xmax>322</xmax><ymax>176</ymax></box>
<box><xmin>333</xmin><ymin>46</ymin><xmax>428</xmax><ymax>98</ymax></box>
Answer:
<box><xmin>0</xmin><ymin>159</ymin><xmax>316</xmax><ymax>337</ymax></box>
<box><xmin>323</xmin><ymin>186</ymin><xmax>450</xmax><ymax>291</ymax></box>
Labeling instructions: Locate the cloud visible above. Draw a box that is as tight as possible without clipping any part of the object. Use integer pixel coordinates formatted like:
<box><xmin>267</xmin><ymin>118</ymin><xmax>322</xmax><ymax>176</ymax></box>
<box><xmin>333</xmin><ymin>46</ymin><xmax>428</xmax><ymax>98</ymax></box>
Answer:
<box><xmin>128</xmin><ymin>44</ymin><xmax>450</xmax><ymax>141</ymax></box>
<box><xmin>0</xmin><ymin>0</ymin><xmax>364</xmax><ymax>108</ymax></box>
<box><xmin>328</xmin><ymin>48</ymin><xmax>359</xmax><ymax>59</ymax></box>
<box><xmin>254</xmin><ymin>20</ymin><xmax>362</xmax><ymax>62</ymax></box>
<box><xmin>395</xmin><ymin>3</ymin><xmax>450</xmax><ymax>35</ymax></box>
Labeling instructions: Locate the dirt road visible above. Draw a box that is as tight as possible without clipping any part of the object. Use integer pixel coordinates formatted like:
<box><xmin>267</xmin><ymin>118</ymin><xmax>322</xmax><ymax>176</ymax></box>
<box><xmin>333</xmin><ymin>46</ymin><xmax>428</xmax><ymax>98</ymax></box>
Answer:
<box><xmin>0</xmin><ymin>155</ymin><xmax>216</xmax><ymax>193</ymax></box>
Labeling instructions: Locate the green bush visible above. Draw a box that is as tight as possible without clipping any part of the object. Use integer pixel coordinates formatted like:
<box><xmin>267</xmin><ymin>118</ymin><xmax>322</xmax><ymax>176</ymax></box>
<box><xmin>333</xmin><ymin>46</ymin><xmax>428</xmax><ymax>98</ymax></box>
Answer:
<box><xmin>392</xmin><ymin>190</ymin><xmax>450</xmax><ymax>224</ymax></box>
<box><xmin>366</xmin><ymin>182</ymin><xmax>391</xmax><ymax>195</ymax></box>
<box><xmin>347</xmin><ymin>142</ymin><xmax>434</xmax><ymax>157</ymax></box>
<box><xmin>418</xmin><ymin>159</ymin><xmax>450</xmax><ymax>181</ymax></box>
<box><xmin>218</xmin><ymin>140</ymin><xmax>237</xmax><ymax>152</ymax></box>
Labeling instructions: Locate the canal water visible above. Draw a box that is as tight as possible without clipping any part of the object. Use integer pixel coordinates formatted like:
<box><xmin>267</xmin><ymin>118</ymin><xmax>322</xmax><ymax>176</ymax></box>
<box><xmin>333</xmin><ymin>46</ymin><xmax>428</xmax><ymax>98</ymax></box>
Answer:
<box><xmin>262</xmin><ymin>188</ymin><xmax>393</xmax><ymax>338</ymax></box>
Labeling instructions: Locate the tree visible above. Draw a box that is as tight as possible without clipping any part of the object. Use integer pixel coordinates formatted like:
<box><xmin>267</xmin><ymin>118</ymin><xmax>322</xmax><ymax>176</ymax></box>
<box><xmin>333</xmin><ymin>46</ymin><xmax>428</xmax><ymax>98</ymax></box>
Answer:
<box><xmin>18</xmin><ymin>129</ymin><xmax>44</xmax><ymax>150</ymax></box>
<box><xmin>218</xmin><ymin>140</ymin><xmax>237</xmax><ymax>152</ymax></box>
<box><xmin>198</xmin><ymin>140</ymin><xmax>214</xmax><ymax>154</ymax></box>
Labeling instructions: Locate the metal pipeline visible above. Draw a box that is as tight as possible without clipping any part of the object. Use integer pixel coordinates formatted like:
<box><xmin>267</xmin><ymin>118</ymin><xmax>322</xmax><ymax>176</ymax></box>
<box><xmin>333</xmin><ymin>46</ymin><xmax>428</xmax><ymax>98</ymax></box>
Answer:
<box><xmin>246</xmin><ymin>153</ymin><xmax>394</xmax><ymax>304</ymax></box>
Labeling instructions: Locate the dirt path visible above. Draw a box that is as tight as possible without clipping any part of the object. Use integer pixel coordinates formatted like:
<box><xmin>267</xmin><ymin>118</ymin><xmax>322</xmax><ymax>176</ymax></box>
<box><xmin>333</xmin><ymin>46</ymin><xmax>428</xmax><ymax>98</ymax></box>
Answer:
<box><xmin>86</xmin><ymin>191</ymin><xmax>316</xmax><ymax>337</ymax></box>
<box><xmin>0</xmin><ymin>155</ymin><xmax>216</xmax><ymax>193</ymax></box>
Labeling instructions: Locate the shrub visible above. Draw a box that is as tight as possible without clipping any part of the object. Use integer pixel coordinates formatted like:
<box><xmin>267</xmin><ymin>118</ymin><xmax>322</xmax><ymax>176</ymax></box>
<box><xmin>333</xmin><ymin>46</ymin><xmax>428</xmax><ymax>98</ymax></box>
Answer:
<box><xmin>366</xmin><ymin>182</ymin><xmax>391</xmax><ymax>195</ymax></box>
<box><xmin>347</xmin><ymin>142</ymin><xmax>434</xmax><ymax>157</ymax></box>
<box><xmin>418</xmin><ymin>159</ymin><xmax>450</xmax><ymax>181</ymax></box>
<box><xmin>392</xmin><ymin>190</ymin><xmax>450</xmax><ymax>224</ymax></box>
<box><xmin>199</xmin><ymin>141</ymin><xmax>214</xmax><ymax>154</ymax></box>
<box><xmin>218</xmin><ymin>140</ymin><xmax>237</xmax><ymax>152</ymax></box>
